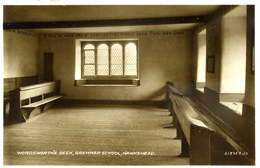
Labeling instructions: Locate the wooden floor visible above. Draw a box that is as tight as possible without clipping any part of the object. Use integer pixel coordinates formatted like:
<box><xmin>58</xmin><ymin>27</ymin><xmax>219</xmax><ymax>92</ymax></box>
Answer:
<box><xmin>3</xmin><ymin>104</ymin><xmax>189</xmax><ymax>165</ymax></box>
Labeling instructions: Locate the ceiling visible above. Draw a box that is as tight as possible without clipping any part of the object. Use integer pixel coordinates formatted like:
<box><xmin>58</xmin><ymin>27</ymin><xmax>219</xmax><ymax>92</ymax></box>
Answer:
<box><xmin>223</xmin><ymin>5</ymin><xmax>246</xmax><ymax>17</ymax></box>
<box><xmin>4</xmin><ymin>5</ymin><xmax>223</xmax><ymax>22</ymax></box>
<box><xmin>4</xmin><ymin>5</ymin><xmax>224</xmax><ymax>33</ymax></box>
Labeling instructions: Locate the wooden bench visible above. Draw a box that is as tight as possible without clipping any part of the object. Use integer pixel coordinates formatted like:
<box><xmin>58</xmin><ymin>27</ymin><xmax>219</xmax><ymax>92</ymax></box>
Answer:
<box><xmin>167</xmin><ymin>82</ymin><xmax>254</xmax><ymax>165</ymax></box>
<box><xmin>4</xmin><ymin>76</ymin><xmax>38</xmax><ymax>118</ymax></box>
<box><xmin>9</xmin><ymin>80</ymin><xmax>63</xmax><ymax>122</ymax></box>
<box><xmin>185</xmin><ymin>96</ymin><xmax>255</xmax><ymax>164</ymax></box>
<box><xmin>167</xmin><ymin>83</ymin><xmax>214</xmax><ymax>165</ymax></box>
<box><xmin>167</xmin><ymin>82</ymin><xmax>183</xmax><ymax>124</ymax></box>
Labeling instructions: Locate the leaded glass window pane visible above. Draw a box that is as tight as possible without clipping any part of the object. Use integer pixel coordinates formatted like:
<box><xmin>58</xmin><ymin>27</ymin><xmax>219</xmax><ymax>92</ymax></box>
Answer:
<box><xmin>82</xmin><ymin>41</ymin><xmax>138</xmax><ymax>79</ymax></box>
<box><xmin>84</xmin><ymin>44</ymin><xmax>95</xmax><ymax>76</ymax></box>
<box><xmin>97</xmin><ymin>44</ymin><xmax>109</xmax><ymax>76</ymax></box>
<box><xmin>85</xmin><ymin>51</ymin><xmax>95</xmax><ymax>64</ymax></box>
<box><xmin>84</xmin><ymin>65</ymin><xmax>95</xmax><ymax>76</ymax></box>
<box><xmin>84</xmin><ymin>44</ymin><xmax>95</xmax><ymax>50</ymax></box>
<box><xmin>111</xmin><ymin>44</ymin><xmax>123</xmax><ymax>76</ymax></box>
<box><xmin>125</xmin><ymin>43</ymin><xmax>137</xmax><ymax>76</ymax></box>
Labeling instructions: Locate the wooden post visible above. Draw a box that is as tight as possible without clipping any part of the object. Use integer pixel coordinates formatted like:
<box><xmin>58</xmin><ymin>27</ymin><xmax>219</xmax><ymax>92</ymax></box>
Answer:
<box><xmin>190</xmin><ymin>125</ymin><xmax>212</xmax><ymax>165</ymax></box>
<box><xmin>180</xmin><ymin>130</ymin><xmax>190</xmax><ymax>157</ymax></box>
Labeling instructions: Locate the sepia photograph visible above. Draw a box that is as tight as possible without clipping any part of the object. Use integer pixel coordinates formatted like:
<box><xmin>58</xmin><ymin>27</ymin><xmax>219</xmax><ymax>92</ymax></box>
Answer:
<box><xmin>2</xmin><ymin>0</ymin><xmax>257</xmax><ymax>166</ymax></box>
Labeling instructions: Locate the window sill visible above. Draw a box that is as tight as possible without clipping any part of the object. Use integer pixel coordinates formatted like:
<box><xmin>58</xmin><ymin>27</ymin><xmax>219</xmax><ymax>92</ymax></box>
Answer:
<box><xmin>196</xmin><ymin>88</ymin><xmax>205</xmax><ymax>93</ymax></box>
<box><xmin>220</xmin><ymin>102</ymin><xmax>243</xmax><ymax>116</ymax></box>
<box><xmin>75</xmin><ymin>79</ymin><xmax>140</xmax><ymax>87</ymax></box>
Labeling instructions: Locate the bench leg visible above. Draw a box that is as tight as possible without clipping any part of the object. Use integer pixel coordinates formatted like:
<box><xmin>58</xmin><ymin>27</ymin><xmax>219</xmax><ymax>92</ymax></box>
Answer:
<box><xmin>171</xmin><ymin>99</ymin><xmax>178</xmax><ymax>127</ymax></box>
<box><xmin>174</xmin><ymin>119</ymin><xmax>182</xmax><ymax>140</ymax></box>
<box><xmin>171</xmin><ymin>107</ymin><xmax>177</xmax><ymax>127</ymax></box>
<box><xmin>170</xmin><ymin>104</ymin><xmax>175</xmax><ymax>125</ymax></box>
<box><xmin>177</xmin><ymin>130</ymin><xmax>190</xmax><ymax>158</ymax></box>
<box><xmin>9</xmin><ymin>102</ymin><xmax>25</xmax><ymax>122</ymax></box>
<box><xmin>167</xmin><ymin>97</ymin><xmax>171</xmax><ymax>112</ymax></box>
<box><xmin>20</xmin><ymin>108</ymin><xmax>34</xmax><ymax>120</ymax></box>
<box><xmin>168</xmin><ymin>97</ymin><xmax>173</xmax><ymax>116</ymax></box>
<box><xmin>190</xmin><ymin>126</ymin><xmax>211</xmax><ymax>165</ymax></box>
<box><xmin>42</xmin><ymin>101</ymin><xmax>57</xmax><ymax>112</ymax></box>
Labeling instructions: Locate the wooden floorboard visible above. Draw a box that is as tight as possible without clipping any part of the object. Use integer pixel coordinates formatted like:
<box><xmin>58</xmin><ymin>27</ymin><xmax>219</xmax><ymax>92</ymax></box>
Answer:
<box><xmin>3</xmin><ymin>104</ymin><xmax>189</xmax><ymax>165</ymax></box>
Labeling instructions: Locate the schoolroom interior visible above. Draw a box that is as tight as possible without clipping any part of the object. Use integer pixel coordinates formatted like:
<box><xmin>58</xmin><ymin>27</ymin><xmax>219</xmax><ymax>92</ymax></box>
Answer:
<box><xmin>3</xmin><ymin>5</ymin><xmax>255</xmax><ymax>165</ymax></box>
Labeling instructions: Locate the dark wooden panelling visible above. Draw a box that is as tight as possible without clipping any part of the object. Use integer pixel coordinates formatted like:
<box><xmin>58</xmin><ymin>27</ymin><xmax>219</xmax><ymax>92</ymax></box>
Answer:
<box><xmin>16</xmin><ymin>76</ymin><xmax>38</xmax><ymax>88</ymax></box>
<box><xmin>3</xmin><ymin>78</ymin><xmax>16</xmax><ymax>97</ymax></box>
<box><xmin>242</xmin><ymin>104</ymin><xmax>255</xmax><ymax>122</ymax></box>
<box><xmin>59</xmin><ymin>99</ymin><xmax>167</xmax><ymax>108</ymax></box>
<box><xmin>4</xmin><ymin>76</ymin><xmax>38</xmax><ymax>94</ymax></box>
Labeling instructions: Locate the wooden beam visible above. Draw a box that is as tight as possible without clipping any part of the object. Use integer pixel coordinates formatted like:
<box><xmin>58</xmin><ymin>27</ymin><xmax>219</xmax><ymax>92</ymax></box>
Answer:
<box><xmin>3</xmin><ymin>15</ymin><xmax>212</xmax><ymax>29</ymax></box>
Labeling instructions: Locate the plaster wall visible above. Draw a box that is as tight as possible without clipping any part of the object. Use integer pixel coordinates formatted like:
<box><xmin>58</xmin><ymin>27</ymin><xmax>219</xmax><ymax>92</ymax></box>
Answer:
<box><xmin>220</xmin><ymin>17</ymin><xmax>246</xmax><ymax>93</ymax></box>
<box><xmin>205</xmin><ymin>17</ymin><xmax>222</xmax><ymax>92</ymax></box>
<box><xmin>3</xmin><ymin>30</ymin><xmax>38</xmax><ymax>78</ymax></box>
<box><xmin>38</xmin><ymin>31</ymin><xmax>193</xmax><ymax>101</ymax></box>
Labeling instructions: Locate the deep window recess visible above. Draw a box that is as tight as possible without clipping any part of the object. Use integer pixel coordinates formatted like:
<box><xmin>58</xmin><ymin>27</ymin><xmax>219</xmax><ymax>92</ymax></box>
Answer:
<box><xmin>77</xmin><ymin>40</ymin><xmax>139</xmax><ymax>86</ymax></box>
<box><xmin>196</xmin><ymin>28</ymin><xmax>206</xmax><ymax>92</ymax></box>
